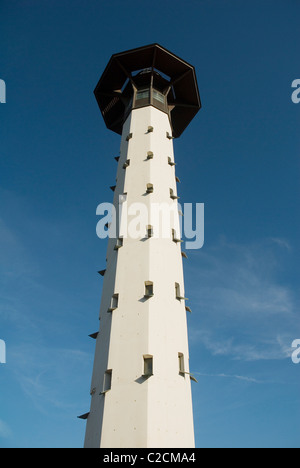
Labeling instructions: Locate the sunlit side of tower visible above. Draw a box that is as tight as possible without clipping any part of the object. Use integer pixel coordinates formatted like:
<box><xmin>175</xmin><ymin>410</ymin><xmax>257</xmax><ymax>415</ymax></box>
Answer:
<box><xmin>83</xmin><ymin>44</ymin><xmax>201</xmax><ymax>448</ymax></box>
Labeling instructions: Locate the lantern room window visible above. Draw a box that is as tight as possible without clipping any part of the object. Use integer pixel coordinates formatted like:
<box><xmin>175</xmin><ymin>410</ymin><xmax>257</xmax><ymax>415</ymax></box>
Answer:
<box><xmin>153</xmin><ymin>89</ymin><xmax>165</xmax><ymax>104</ymax></box>
<box><xmin>136</xmin><ymin>89</ymin><xmax>150</xmax><ymax>101</ymax></box>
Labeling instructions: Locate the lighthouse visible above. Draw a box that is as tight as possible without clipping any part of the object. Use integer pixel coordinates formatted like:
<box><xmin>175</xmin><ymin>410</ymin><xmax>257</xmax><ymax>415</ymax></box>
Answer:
<box><xmin>83</xmin><ymin>44</ymin><xmax>201</xmax><ymax>448</ymax></box>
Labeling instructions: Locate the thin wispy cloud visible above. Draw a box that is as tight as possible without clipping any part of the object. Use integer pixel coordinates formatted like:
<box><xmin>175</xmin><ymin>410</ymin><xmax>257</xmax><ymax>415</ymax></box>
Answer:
<box><xmin>194</xmin><ymin>372</ymin><xmax>262</xmax><ymax>384</ymax></box>
<box><xmin>0</xmin><ymin>193</ymin><xmax>95</xmax><ymax>428</ymax></box>
<box><xmin>0</xmin><ymin>419</ymin><xmax>12</xmax><ymax>439</ymax></box>
<box><xmin>190</xmin><ymin>238</ymin><xmax>295</xmax><ymax>319</ymax></box>
<box><xmin>0</xmin><ymin>214</ymin><xmax>39</xmax><ymax>281</ymax></box>
<box><xmin>191</xmin><ymin>329</ymin><xmax>295</xmax><ymax>362</ymax></box>
<box><xmin>187</xmin><ymin>237</ymin><xmax>299</xmax><ymax>362</ymax></box>
<box><xmin>10</xmin><ymin>344</ymin><xmax>92</xmax><ymax>415</ymax></box>
<box><xmin>269</xmin><ymin>237</ymin><xmax>292</xmax><ymax>251</ymax></box>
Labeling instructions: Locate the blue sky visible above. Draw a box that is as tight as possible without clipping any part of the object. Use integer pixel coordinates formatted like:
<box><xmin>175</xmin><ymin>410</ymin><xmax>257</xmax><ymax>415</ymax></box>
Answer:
<box><xmin>0</xmin><ymin>0</ymin><xmax>299</xmax><ymax>448</ymax></box>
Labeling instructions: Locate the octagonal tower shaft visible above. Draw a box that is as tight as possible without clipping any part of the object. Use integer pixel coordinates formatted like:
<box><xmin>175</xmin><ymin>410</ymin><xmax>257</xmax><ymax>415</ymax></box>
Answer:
<box><xmin>84</xmin><ymin>105</ymin><xmax>194</xmax><ymax>448</ymax></box>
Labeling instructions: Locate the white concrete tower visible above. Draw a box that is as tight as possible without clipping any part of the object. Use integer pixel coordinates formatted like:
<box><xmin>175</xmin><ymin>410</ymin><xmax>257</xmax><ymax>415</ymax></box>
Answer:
<box><xmin>83</xmin><ymin>44</ymin><xmax>201</xmax><ymax>448</ymax></box>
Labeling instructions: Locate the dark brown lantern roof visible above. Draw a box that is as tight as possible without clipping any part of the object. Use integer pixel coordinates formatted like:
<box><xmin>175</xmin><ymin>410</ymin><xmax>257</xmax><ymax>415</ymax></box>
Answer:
<box><xmin>94</xmin><ymin>43</ymin><xmax>201</xmax><ymax>138</ymax></box>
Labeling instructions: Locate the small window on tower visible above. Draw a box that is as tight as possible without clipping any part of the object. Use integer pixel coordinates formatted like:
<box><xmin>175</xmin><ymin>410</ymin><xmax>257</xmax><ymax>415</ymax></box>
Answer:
<box><xmin>147</xmin><ymin>151</ymin><xmax>154</xmax><ymax>160</ymax></box>
<box><xmin>178</xmin><ymin>352</ymin><xmax>185</xmax><ymax>375</ymax></box>
<box><xmin>175</xmin><ymin>282</ymin><xmax>181</xmax><ymax>299</ymax></box>
<box><xmin>168</xmin><ymin>157</ymin><xmax>175</xmax><ymax>167</ymax></box>
<box><xmin>147</xmin><ymin>126</ymin><xmax>154</xmax><ymax>133</ymax></box>
<box><xmin>175</xmin><ymin>283</ymin><xmax>188</xmax><ymax>301</ymax></box>
<box><xmin>143</xmin><ymin>355</ymin><xmax>153</xmax><ymax>377</ymax></box>
<box><xmin>147</xmin><ymin>225</ymin><xmax>153</xmax><ymax>238</ymax></box>
<box><xmin>146</xmin><ymin>183</ymin><xmax>154</xmax><ymax>194</ymax></box>
<box><xmin>123</xmin><ymin>160</ymin><xmax>130</xmax><ymax>169</ymax></box>
<box><xmin>119</xmin><ymin>193</ymin><xmax>127</xmax><ymax>204</ymax></box>
<box><xmin>114</xmin><ymin>237</ymin><xmax>124</xmax><ymax>250</ymax></box>
<box><xmin>170</xmin><ymin>188</ymin><xmax>179</xmax><ymax>200</ymax></box>
<box><xmin>108</xmin><ymin>294</ymin><xmax>119</xmax><ymax>312</ymax></box>
<box><xmin>144</xmin><ymin>281</ymin><xmax>154</xmax><ymax>298</ymax></box>
<box><xmin>102</xmin><ymin>369</ymin><xmax>112</xmax><ymax>393</ymax></box>
<box><xmin>172</xmin><ymin>229</ymin><xmax>182</xmax><ymax>243</ymax></box>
